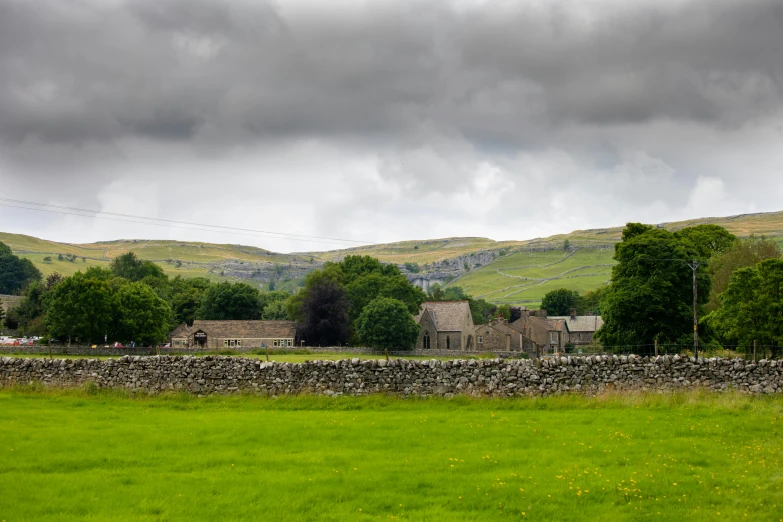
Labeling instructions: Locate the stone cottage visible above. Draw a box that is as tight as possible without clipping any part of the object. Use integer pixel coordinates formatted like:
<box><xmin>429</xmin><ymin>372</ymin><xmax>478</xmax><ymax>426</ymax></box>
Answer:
<box><xmin>548</xmin><ymin>311</ymin><xmax>604</xmax><ymax>346</ymax></box>
<box><xmin>169</xmin><ymin>320</ymin><xmax>297</xmax><ymax>350</ymax></box>
<box><xmin>508</xmin><ymin>312</ymin><xmax>566</xmax><ymax>355</ymax></box>
<box><xmin>414</xmin><ymin>301</ymin><xmax>475</xmax><ymax>350</ymax></box>
<box><xmin>475</xmin><ymin>318</ymin><xmax>524</xmax><ymax>352</ymax></box>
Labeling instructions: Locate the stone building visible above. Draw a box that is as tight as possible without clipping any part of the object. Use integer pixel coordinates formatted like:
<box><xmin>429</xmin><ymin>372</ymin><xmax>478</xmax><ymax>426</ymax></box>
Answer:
<box><xmin>414</xmin><ymin>301</ymin><xmax>475</xmax><ymax>350</ymax></box>
<box><xmin>0</xmin><ymin>294</ymin><xmax>22</xmax><ymax>313</ymax></box>
<box><xmin>169</xmin><ymin>320</ymin><xmax>297</xmax><ymax>350</ymax></box>
<box><xmin>549</xmin><ymin>312</ymin><xmax>604</xmax><ymax>346</ymax></box>
<box><xmin>508</xmin><ymin>312</ymin><xmax>566</xmax><ymax>355</ymax></box>
<box><xmin>475</xmin><ymin>318</ymin><xmax>524</xmax><ymax>352</ymax></box>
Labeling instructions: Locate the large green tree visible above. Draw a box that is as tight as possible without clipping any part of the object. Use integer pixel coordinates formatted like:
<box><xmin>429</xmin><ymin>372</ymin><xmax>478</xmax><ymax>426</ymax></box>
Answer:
<box><xmin>46</xmin><ymin>272</ymin><xmax>114</xmax><ymax>344</ymax></box>
<box><xmin>113</xmin><ymin>282</ymin><xmax>172</xmax><ymax>345</ymax></box>
<box><xmin>708</xmin><ymin>258</ymin><xmax>783</xmax><ymax>358</ymax></box>
<box><xmin>261</xmin><ymin>300</ymin><xmax>290</xmax><ymax>320</ymax></box>
<box><xmin>355</xmin><ymin>297</ymin><xmax>420</xmax><ymax>350</ymax></box>
<box><xmin>597</xmin><ymin>224</ymin><xmax>711</xmax><ymax>349</ymax></box>
<box><xmin>169</xmin><ymin>276</ymin><xmax>212</xmax><ymax>325</ymax></box>
<box><xmin>110</xmin><ymin>252</ymin><xmax>166</xmax><ymax>283</ymax></box>
<box><xmin>541</xmin><ymin>288</ymin><xmax>581</xmax><ymax>316</ymax></box>
<box><xmin>287</xmin><ymin>255</ymin><xmax>425</xmax><ymax>343</ymax></box>
<box><xmin>706</xmin><ymin>235</ymin><xmax>781</xmax><ymax>311</ymax></box>
<box><xmin>0</xmin><ymin>242</ymin><xmax>42</xmax><ymax>294</ymax></box>
<box><xmin>196</xmin><ymin>282</ymin><xmax>261</xmax><ymax>320</ymax></box>
<box><xmin>673</xmin><ymin>224</ymin><xmax>737</xmax><ymax>259</ymax></box>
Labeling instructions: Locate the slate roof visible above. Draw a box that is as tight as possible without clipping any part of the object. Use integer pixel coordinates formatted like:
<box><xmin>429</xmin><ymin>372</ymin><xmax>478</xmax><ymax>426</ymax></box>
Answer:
<box><xmin>415</xmin><ymin>301</ymin><xmax>472</xmax><ymax>332</ymax></box>
<box><xmin>549</xmin><ymin>315</ymin><xmax>604</xmax><ymax>333</ymax></box>
<box><xmin>170</xmin><ymin>320</ymin><xmax>297</xmax><ymax>339</ymax></box>
<box><xmin>508</xmin><ymin>315</ymin><xmax>564</xmax><ymax>333</ymax></box>
<box><xmin>488</xmin><ymin>321</ymin><xmax>517</xmax><ymax>336</ymax></box>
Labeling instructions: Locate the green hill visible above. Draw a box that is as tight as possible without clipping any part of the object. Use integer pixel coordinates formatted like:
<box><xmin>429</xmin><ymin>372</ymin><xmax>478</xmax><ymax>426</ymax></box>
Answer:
<box><xmin>2</xmin><ymin>210</ymin><xmax>783</xmax><ymax>305</ymax></box>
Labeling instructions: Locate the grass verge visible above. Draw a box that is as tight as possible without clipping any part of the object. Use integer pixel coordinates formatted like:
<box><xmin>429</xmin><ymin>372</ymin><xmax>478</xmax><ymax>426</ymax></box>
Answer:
<box><xmin>0</xmin><ymin>388</ymin><xmax>781</xmax><ymax>521</ymax></box>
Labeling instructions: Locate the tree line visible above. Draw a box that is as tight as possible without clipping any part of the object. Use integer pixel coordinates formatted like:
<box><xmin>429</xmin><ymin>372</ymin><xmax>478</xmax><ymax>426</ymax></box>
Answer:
<box><xmin>543</xmin><ymin>224</ymin><xmax>782</xmax><ymax>356</ymax></box>
<box><xmin>0</xmin><ymin>247</ymin><xmax>296</xmax><ymax>345</ymax></box>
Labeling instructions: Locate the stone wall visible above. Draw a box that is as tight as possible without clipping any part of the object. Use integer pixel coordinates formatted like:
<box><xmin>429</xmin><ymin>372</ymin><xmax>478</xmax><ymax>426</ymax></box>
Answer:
<box><xmin>0</xmin><ymin>345</ymin><xmax>517</xmax><ymax>358</ymax></box>
<box><xmin>1</xmin><ymin>354</ymin><xmax>781</xmax><ymax>397</ymax></box>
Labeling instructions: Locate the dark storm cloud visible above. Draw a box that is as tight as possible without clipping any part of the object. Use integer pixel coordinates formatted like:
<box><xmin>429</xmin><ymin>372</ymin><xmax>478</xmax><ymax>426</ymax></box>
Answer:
<box><xmin>0</xmin><ymin>0</ymin><xmax>781</xmax><ymax>149</ymax></box>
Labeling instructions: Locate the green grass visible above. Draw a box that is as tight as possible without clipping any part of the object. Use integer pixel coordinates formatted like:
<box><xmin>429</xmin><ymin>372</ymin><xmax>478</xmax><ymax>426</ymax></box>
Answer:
<box><xmin>454</xmin><ymin>248</ymin><xmax>615</xmax><ymax>307</ymax></box>
<box><xmin>0</xmin><ymin>389</ymin><xmax>781</xmax><ymax>521</ymax></box>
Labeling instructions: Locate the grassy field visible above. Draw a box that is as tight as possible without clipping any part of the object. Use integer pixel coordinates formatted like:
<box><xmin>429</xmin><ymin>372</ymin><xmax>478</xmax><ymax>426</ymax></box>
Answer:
<box><xmin>0</xmin><ymin>389</ymin><xmax>780</xmax><ymax>521</ymax></box>
<box><xmin>454</xmin><ymin>248</ymin><xmax>615</xmax><ymax>307</ymax></box>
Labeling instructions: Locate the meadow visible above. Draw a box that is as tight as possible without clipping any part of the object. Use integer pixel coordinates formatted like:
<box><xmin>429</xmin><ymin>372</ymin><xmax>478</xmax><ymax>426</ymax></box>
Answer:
<box><xmin>454</xmin><ymin>248</ymin><xmax>616</xmax><ymax>307</ymax></box>
<box><xmin>0</xmin><ymin>389</ymin><xmax>781</xmax><ymax>521</ymax></box>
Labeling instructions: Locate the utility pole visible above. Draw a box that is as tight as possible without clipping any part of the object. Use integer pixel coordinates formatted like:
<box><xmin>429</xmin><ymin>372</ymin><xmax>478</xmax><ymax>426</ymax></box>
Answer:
<box><xmin>687</xmin><ymin>261</ymin><xmax>700</xmax><ymax>359</ymax></box>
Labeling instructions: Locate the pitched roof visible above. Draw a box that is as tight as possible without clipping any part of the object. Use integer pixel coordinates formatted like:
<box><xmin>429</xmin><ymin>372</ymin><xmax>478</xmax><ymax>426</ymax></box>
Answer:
<box><xmin>416</xmin><ymin>301</ymin><xmax>472</xmax><ymax>332</ymax></box>
<box><xmin>171</xmin><ymin>320</ymin><xmax>297</xmax><ymax>339</ymax></box>
<box><xmin>509</xmin><ymin>315</ymin><xmax>564</xmax><ymax>332</ymax></box>
<box><xmin>477</xmin><ymin>319</ymin><xmax>517</xmax><ymax>337</ymax></box>
<box><xmin>169</xmin><ymin>322</ymin><xmax>190</xmax><ymax>338</ymax></box>
<box><xmin>549</xmin><ymin>315</ymin><xmax>604</xmax><ymax>333</ymax></box>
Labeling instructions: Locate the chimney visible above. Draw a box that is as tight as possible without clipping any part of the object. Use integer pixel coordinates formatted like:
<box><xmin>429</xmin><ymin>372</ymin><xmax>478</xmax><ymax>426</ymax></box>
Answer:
<box><xmin>570</xmin><ymin>308</ymin><xmax>577</xmax><ymax>320</ymax></box>
<box><xmin>537</xmin><ymin>309</ymin><xmax>547</xmax><ymax>318</ymax></box>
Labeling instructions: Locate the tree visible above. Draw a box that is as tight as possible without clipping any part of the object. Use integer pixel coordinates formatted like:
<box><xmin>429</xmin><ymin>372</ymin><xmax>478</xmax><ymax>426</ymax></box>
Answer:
<box><xmin>580</xmin><ymin>285</ymin><xmax>610</xmax><ymax>315</ymax></box>
<box><xmin>564</xmin><ymin>240</ymin><xmax>571</xmax><ymax>251</ymax></box>
<box><xmin>541</xmin><ymin>288</ymin><xmax>581</xmax><ymax>316</ymax></box>
<box><xmin>169</xmin><ymin>277</ymin><xmax>212</xmax><ymax>325</ymax></box>
<box><xmin>299</xmin><ymin>279</ymin><xmax>350</xmax><ymax>346</ymax></box>
<box><xmin>261</xmin><ymin>300</ymin><xmax>291</xmax><ymax>320</ymax></box>
<box><xmin>196</xmin><ymin>282</ymin><xmax>261</xmax><ymax>320</ymax></box>
<box><xmin>597</xmin><ymin>224</ymin><xmax>711</xmax><ymax>349</ymax></box>
<box><xmin>346</xmin><ymin>273</ymin><xmax>426</xmax><ymax>323</ymax></box>
<box><xmin>110</xmin><ymin>252</ymin><xmax>166</xmax><ymax>282</ymax></box>
<box><xmin>0</xmin><ymin>298</ymin><xmax>5</xmax><ymax>327</ymax></box>
<box><xmin>496</xmin><ymin>304</ymin><xmax>511</xmax><ymax>321</ymax></box>
<box><xmin>355</xmin><ymin>297</ymin><xmax>419</xmax><ymax>350</ymax></box>
<box><xmin>0</xmin><ymin>242</ymin><xmax>42</xmax><ymax>294</ymax></box>
<box><xmin>46</xmin><ymin>272</ymin><xmax>114</xmax><ymax>344</ymax></box>
<box><xmin>44</xmin><ymin>272</ymin><xmax>64</xmax><ymax>291</ymax></box>
<box><xmin>9</xmin><ymin>280</ymin><xmax>49</xmax><ymax>336</ymax></box>
<box><xmin>709</xmin><ymin>259</ymin><xmax>783</xmax><ymax>358</ymax></box>
<box><xmin>113</xmin><ymin>282</ymin><xmax>172</xmax><ymax>345</ymax></box>
<box><xmin>259</xmin><ymin>290</ymin><xmax>291</xmax><ymax>315</ymax></box>
<box><xmin>673</xmin><ymin>224</ymin><xmax>737</xmax><ymax>259</ymax></box>
<box><xmin>706</xmin><ymin>235</ymin><xmax>781</xmax><ymax>311</ymax></box>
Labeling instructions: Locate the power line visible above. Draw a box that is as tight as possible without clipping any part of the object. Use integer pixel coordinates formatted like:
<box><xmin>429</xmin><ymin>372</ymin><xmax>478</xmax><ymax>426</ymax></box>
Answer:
<box><xmin>0</xmin><ymin>197</ymin><xmax>375</xmax><ymax>248</ymax></box>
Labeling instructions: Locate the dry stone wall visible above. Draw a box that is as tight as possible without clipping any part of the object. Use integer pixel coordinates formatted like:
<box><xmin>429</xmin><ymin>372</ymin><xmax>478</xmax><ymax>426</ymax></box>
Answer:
<box><xmin>1</xmin><ymin>354</ymin><xmax>782</xmax><ymax>397</ymax></box>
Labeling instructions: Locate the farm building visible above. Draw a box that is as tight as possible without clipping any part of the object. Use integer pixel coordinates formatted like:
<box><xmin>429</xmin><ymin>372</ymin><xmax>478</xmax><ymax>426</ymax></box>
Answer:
<box><xmin>475</xmin><ymin>318</ymin><xmax>524</xmax><ymax>352</ymax></box>
<box><xmin>169</xmin><ymin>320</ymin><xmax>297</xmax><ymax>349</ymax></box>
<box><xmin>549</xmin><ymin>312</ymin><xmax>604</xmax><ymax>346</ymax></box>
<box><xmin>414</xmin><ymin>301</ymin><xmax>475</xmax><ymax>350</ymax></box>
<box><xmin>508</xmin><ymin>312</ymin><xmax>566</xmax><ymax>355</ymax></box>
<box><xmin>0</xmin><ymin>294</ymin><xmax>22</xmax><ymax>313</ymax></box>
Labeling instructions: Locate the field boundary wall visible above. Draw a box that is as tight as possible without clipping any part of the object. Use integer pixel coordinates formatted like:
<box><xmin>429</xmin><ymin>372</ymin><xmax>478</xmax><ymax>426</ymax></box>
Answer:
<box><xmin>1</xmin><ymin>354</ymin><xmax>781</xmax><ymax>397</ymax></box>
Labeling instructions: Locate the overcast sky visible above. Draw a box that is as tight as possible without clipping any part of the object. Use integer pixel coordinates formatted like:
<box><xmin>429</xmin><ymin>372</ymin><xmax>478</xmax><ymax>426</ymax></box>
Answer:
<box><xmin>1</xmin><ymin>0</ymin><xmax>782</xmax><ymax>253</ymax></box>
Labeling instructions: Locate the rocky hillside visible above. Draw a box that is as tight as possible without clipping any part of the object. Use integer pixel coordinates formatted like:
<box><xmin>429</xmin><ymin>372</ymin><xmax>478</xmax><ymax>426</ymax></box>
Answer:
<box><xmin>2</xmin><ymin>210</ymin><xmax>782</xmax><ymax>304</ymax></box>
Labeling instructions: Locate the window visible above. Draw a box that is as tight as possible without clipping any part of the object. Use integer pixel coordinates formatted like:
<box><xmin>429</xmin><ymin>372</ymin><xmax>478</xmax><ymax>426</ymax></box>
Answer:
<box><xmin>423</xmin><ymin>331</ymin><xmax>431</xmax><ymax>349</ymax></box>
<box><xmin>478</xmin><ymin>336</ymin><xmax>483</xmax><ymax>344</ymax></box>
<box><xmin>224</xmin><ymin>339</ymin><xmax>241</xmax><ymax>347</ymax></box>
<box><xmin>286</xmin><ymin>339</ymin><xmax>292</xmax><ymax>347</ymax></box>
<box><xmin>446</xmin><ymin>336</ymin><xmax>451</xmax><ymax>349</ymax></box>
